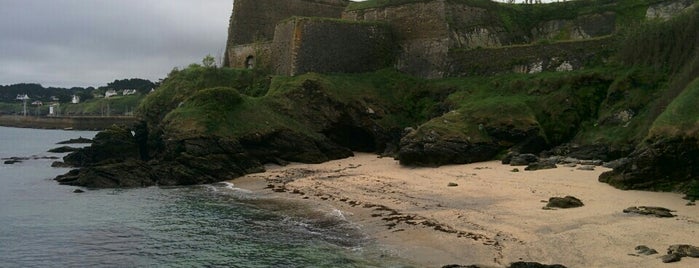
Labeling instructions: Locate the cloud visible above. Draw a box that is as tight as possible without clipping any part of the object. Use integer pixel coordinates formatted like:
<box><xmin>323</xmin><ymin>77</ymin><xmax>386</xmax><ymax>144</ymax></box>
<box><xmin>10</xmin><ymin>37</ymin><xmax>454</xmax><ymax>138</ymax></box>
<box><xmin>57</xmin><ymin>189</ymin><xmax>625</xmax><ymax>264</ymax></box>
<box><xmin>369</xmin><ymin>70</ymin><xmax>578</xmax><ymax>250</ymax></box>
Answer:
<box><xmin>0</xmin><ymin>0</ymin><xmax>232</xmax><ymax>87</ymax></box>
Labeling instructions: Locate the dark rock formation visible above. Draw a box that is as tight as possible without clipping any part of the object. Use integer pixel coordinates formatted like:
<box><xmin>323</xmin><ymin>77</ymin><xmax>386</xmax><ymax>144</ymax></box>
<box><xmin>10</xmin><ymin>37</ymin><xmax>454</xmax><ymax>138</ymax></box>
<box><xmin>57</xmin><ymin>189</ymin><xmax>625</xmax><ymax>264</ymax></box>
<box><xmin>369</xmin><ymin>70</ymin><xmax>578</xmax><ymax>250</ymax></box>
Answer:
<box><xmin>541</xmin><ymin>143</ymin><xmax>628</xmax><ymax>162</ymax></box>
<box><xmin>73</xmin><ymin>189</ymin><xmax>84</xmax><ymax>193</ymax></box>
<box><xmin>661</xmin><ymin>253</ymin><xmax>682</xmax><ymax>263</ymax></box>
<box><xmin>54</xmin><ymin>121</ymin><xmax>356</xmax><ymax>188</ymax></box>
<box><xmin>56</xmin><ymin>137</ymin><xmax>93</xmax><ymax>144</ymax></box>
<box><xmin>634</xmin><ymin>245</ymin><xmax>658</xmax><ymax>255</ymax></box>
<box><xmin>545</xmin><ymin>196</ymin><xmax>584</xmax><ymax>209</ymax></box>
<box><xmin>508</xmin><ymin>262</ymin><xmax>567</xmax><ymax>268</ymax></box>
<box><xmin>62</xmin><ymin>125</ymin><xmax>140</xmax><ymax>168</ymax></box>
<box><xmin>3</xmin><ymin>157</ymin><xmax>25</xmax><ymax>164</ymax></box>
<box><xmin>508</xmin><ymin>153</ymin><xmax>539</xmax><ymax>166</ymax></box>
<box><xmin>525</xmin><ymin>161</ymin><xmax>557</xmax><ymax>171</ymax></box>
<box><xmin>48</xmin><ymin>146</ymin><xmax>78</xmax><ymax>153</ymax></box>
<box><xmin>669</xmin><ymin>244</ymin><xmax>699</xmax><ymax>257</ymax></box>
<box><xmin>599</xmin><ymin>137</ymin><xmax>699</xmax><ymax>192</ymax></box>
<box><xmin>622</xmin><ymin>206</ymin><xmax>676</xmax><ymax>218</ymax></box>
<box><xmin>442</xmin><ymin>262</ymin><xmax>566</xmax><ymax>268</ymax></box>
<box><xmin>398</xmin><ymin>137</ymin><xmax>499</xmax><ymax>167</ymax></box>
<box><xmin>661</xmin><ymin>244</ymin><xmax>699</xmax><ymax>263</ymax></box>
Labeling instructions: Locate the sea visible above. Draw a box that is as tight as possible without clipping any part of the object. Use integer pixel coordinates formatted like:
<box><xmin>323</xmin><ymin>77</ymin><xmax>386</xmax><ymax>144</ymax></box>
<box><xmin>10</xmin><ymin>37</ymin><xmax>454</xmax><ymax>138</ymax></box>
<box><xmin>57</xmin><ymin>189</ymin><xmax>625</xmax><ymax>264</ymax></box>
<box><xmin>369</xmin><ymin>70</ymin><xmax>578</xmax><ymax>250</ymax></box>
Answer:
<box><xmin>0</xmin><ymin>126</ymin><xmax>412</xmax><ymax>267</ymax></box>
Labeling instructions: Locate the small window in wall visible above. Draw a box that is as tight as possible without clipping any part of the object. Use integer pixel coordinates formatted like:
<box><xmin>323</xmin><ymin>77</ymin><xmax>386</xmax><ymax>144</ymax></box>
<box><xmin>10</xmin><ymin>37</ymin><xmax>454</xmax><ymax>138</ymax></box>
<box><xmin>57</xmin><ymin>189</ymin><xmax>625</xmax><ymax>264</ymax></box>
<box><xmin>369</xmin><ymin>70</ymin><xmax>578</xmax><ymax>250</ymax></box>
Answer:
<box><xmin>245</xmin><ymin>55</ymin><xmax>255</xmax><ymax>69</ymax></box>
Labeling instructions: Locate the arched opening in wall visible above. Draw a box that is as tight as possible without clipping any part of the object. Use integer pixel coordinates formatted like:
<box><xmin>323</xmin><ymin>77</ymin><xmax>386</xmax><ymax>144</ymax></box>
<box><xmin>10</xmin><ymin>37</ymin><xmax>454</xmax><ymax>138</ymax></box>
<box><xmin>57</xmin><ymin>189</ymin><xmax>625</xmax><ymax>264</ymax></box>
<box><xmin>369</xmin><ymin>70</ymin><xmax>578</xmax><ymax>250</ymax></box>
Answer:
<box><xmin>245</xmin><ymin>55</ymin><xmax>255</xmax><ymax>69</ymax></box>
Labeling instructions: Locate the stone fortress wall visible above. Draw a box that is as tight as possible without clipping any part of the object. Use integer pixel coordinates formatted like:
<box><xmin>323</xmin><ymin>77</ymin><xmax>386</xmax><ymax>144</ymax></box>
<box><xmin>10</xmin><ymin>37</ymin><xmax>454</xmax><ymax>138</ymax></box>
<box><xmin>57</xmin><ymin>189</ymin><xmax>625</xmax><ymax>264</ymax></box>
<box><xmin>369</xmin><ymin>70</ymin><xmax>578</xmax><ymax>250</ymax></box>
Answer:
<box><xmin>224</xmin><ymin>0</ymin><xmax>697</xmax><ymax>78</ymax></box>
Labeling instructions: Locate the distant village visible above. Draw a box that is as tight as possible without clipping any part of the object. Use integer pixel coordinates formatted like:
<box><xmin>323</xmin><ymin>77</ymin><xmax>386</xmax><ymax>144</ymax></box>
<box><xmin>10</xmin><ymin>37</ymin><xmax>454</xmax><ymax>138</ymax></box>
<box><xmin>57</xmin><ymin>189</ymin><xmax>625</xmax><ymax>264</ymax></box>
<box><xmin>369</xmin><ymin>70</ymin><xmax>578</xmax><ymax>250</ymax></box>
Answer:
<box><xmin>12</xmin><ymin>88</ymin><xmax>149</xmax><ymax>117</ymax></box>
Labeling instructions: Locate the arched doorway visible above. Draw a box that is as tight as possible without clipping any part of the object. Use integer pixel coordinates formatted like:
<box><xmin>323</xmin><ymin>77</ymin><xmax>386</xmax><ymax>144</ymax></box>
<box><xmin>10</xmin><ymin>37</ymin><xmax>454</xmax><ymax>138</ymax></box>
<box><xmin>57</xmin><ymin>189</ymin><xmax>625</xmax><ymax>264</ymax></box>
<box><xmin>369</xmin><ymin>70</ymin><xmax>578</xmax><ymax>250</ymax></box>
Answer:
<box><xmin>245</xmin><ymin>55</ymin><xmax>255</xmax><ymax>69</ymax></box>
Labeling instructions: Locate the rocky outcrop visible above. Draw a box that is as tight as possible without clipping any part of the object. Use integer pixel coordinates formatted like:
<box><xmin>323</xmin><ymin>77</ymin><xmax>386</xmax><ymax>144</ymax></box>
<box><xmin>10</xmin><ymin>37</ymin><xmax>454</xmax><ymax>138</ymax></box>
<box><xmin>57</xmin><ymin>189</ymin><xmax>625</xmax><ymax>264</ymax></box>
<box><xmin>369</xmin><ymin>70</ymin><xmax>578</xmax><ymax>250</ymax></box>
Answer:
<box><xmin>623</xmin><ymin>206</ymin><xmax>676</xmax><ymax>218</ymax></box>
<box><xmin>545</xmin><ymin>196</ymin><xmax>584</xmax><ymax>209</ymax></box>
<box><xmin>662</xmin><ymin>244</ymin><xmax>699</xmax><ymax>263</ymax></box>
<box><xmin>398</xmin><ymin>135</ymin><xmax>499</xmax><ymax>167</ymax></box>
<box><xmin>54</xmin><ymin>124</ymin><xmax>354</xmax><ymax>188</ymax></box>
<box><xmin>646</xmin><ymin>0</ymin><xmax>696</xmax><ymax>20</ymax></box>
<box><xmin>599</xmin><ymin>137</ymin><xmax>699</xmax><ymax>192</ymax></box>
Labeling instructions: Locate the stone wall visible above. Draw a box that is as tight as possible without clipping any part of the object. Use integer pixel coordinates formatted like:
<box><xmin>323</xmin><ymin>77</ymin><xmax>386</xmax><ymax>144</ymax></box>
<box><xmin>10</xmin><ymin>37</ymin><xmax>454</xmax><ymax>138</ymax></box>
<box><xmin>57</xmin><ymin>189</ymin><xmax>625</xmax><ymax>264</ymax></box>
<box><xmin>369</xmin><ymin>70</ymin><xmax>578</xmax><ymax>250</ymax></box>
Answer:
<box><xmin>224</xmin><ymin>0</ymin><xmax>348</xmax><ymax>67</ymax></box>
<box><xmin>272</xmin><ymin>17</ymin><xmax>396</xmax><ymax>76</ymax></box>
<box><xmin>226</xmin><ymin>43</ymin><xmax>273</xmax><ymax>71</ymax></box>
<box><xmin>447</xmin><ymin>38</ymin><xmax>616</xmax><ymax>77</ymax></box>
<box><xmin>646</xmin><ymin>0</ymin><xmax>696</xmax><ymax>20</ymax></box>
<box><xmin>343</xmin><ymin>0</ymin><xmax>450</xmax><ymax>78</ymax></box>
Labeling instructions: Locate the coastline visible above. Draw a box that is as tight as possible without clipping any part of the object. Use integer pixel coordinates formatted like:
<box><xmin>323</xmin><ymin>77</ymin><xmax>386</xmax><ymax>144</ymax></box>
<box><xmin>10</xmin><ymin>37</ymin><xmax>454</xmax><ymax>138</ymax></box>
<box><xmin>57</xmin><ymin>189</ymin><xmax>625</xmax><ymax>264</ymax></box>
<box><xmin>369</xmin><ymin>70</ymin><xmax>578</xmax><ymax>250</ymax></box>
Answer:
<box><xmin>232</xmin><ymin>153</ymin><xmax>699</xmax><ymax>268</ymax></box>
<box><xmin>0</xmin><ymin>115</ymin><xmax>138</xmax><ymax>130</ymax></box>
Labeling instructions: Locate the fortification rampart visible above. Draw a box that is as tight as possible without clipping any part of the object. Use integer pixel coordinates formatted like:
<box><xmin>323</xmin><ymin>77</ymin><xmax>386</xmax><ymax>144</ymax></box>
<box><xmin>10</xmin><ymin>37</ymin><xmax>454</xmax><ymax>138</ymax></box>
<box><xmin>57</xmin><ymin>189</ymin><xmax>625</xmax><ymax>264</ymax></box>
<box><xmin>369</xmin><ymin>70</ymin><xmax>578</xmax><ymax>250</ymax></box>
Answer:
<box><xmin>224</xmin><ymin>0</ymin><xmax>696</xmax><ymax>78</ymax></box>
<box><xmin>273</xmin><ymin>17</ymin><xmax>396</xmax><ymax>76</ymax></box>
<box><xmin>447</xmin><ymin>37</ymin><xmax>616</xmax><ymax>77</ymax></box>
<box><xmin>224</xmin><ymin>0</ymin><xmax>348</xmax><ymax>68</ymax></box>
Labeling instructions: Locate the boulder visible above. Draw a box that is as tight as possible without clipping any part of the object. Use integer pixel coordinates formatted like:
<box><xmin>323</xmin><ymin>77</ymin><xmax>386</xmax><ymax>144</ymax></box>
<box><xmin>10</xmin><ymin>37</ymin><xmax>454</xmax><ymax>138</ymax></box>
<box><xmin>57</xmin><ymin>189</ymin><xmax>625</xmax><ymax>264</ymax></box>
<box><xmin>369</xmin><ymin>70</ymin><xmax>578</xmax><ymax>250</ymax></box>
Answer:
<box><xmin>634</xmin><ymin>245</ymin><xmax>658</xmax><ymax>255</ymax></box>
<box><xmin>56</xmin><ymin>137</ymin><xmax>93</xmax><ymax>144</ymax></box>
<box><xmin>545</xmin><ymin>196</ymin><xmax>584</xmax><ymax>209</ymax></box>
<box><xmin>398</xmin><ymin>137</ymin><xmax>499</xmax><ymax>167</ymax></box>
<box><xmin>661</xmin><ymin>253</ymin><xmax>682</xmax><ymax>263</ymax></box>
<box><xmin>622</xmin><ymin>206</ymin><xmax>676</xmax><ymax>218</ymax></box>
<box><xmin>525</xmin><ymin>161</ymin><xmax>557</xmax><ymax>171</ymax></box>
<box><xmin>510</xmin><ymin>153</ymin><xmax>539</xmax><ymax>166</ymax></box>
<box><xmin>62</xmin><ymin>125</ymin><xmax>140</xmax><ymax>167</ymax></box>
<box><xmin>667</xmin><ymin>244</ymin><xmax>699</xmax><ymax>258</ymax></box>
<box><xmin>48</xmin><ymin>146</ymin><xmax>78</xmax><ymax>153</ymax></box>
<box><xmin>508</xmin><ymin>262</ymin><xmax>567</xmax><ymax>268</ymax></box>
<box><xmin>599</xmin><ymin>137</ymin><xmax>699</xmax><ymax>193</ymax></box>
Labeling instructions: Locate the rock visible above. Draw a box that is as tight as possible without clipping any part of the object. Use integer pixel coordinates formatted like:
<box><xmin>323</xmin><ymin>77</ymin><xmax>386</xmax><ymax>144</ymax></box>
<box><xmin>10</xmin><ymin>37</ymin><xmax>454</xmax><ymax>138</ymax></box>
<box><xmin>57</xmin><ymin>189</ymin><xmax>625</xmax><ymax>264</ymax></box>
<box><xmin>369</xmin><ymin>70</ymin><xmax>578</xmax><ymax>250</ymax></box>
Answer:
<box><xmin>55</xmin><ymin>160</ymin><xmax>156</xmax><ymax>188</ymax></box>
<box><xmin>687</xmin><ymin>202</ymin><xmax>696</xmax><ymax>206</ymax></box>
<box><xmin>447</xmin><ymin>182</ymin><xmax>459</xmax><ymax>187</ymax></box>
<box><xmin>599</xmin><ymin>137</ymin><xmax>699</xmax><ymax>193</ymax></box>
<box><xmin>602</xmin><ymin>158</ymin><xmax>630</xmax><ymax>169</ymax></box>
<box><xmin>398</xmin><ymin>138</ymin><xmax>499</xmax><ymax>167</ymax></box>
<box><xmin>634</xmin><ymin>245</ymin><xmax>658</xmax><ymax>255</ymax></box>
<box><xmin>62</xmin><ymin>125</ymin><xmax>140</xmax><ymax>167</ymax></box>
<box><xmin>545</xmin><ymin>196</ymin><xmax>584</xmax><ymax>209</ymax></box>
<box><xmin>57</xmin><ymin>137</ymin><xmax>93</xmax><ymax>144</ymax></box>
<box><xmin>622</xmin><ymin>206</ymin><xmax>676</xmax><ymax>218</ymax></box>
<box><xmin>51</xmin><ymin>161</ymin><xmax>72</xmax><ymax>168</ymax></box>
<box><xmin>510</xmin><ymin>153</ymin><xmax>539</xmax><ymax>166</ymax></box>
<box><xmin>508</xmin><ymin>262</ymin><xmax>567</xmax><ymax>268</ymax></box>
<box><xmin>525</xmin><ymin>162</ymin><xmax>557</xmax><ymax>171</ymax></box>
<box><xmin>661</xmin><ymin>253</ymin><xmax>682</xmax><ymax>263</ymax></box>
<box><xmin>667</xmin><ymin>244</ymin><xmax>699</xmax><ymax>258</ymax></box>
<box><xmin>578</xmin><ymin>159</ymin><xmax>603</xmax><ymax>166</ymax></box>
<box><xmin>4</xmin><ymin>159</ymin><xmax>22</xmax><ymax>164</ymax></box>
<box><xmin>542</xmin><ymin>143</ymin><xmax>615</xmax><ymax>162</ymax></box>
<box><xmin>48</xmin><ymin>146</ymin><xmax>78</xmax><ymax>153</ymax></box>
<box><xmin>73</xmin><ymin>189</ymin><xmax>84</xmax><ymax>193</ymax></box>
<box><xmin>577</xmin><ymin>165</ymin><xmax>595</xmax><ymax>171</ymax></box>
<box><xmin>511</xmin><ymin>168</ymin><xmax>520</xmax><ymax>172</ymax></box>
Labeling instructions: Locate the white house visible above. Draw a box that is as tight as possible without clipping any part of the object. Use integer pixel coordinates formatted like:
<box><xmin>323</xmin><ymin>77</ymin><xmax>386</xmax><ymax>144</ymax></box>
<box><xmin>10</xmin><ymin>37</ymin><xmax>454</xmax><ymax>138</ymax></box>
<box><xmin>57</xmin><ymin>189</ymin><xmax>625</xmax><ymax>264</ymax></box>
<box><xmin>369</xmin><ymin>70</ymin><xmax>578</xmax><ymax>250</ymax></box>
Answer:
<box><xmin>122</xmin><ymin>89</ymin><xmax>137</xmax><ymax>96</ymax></box>
<box><xmin>71</xmin><ymin>95</ymin><xmax>80</xmax><ymax>104</ymax></box>
<box><xmin>105</xmin><ymin>89</ymin><xmax>118</xmax><ymax>98</ymax></box>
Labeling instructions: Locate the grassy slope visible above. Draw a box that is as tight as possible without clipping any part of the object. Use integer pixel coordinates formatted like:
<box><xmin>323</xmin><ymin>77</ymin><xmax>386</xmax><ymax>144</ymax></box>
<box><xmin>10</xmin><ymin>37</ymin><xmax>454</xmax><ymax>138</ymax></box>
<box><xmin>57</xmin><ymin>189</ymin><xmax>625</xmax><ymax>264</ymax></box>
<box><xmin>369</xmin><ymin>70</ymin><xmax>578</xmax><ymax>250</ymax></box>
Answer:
<box><xmin>137</xmin><ymin>0</ymin><xmax>698</xmax><ymax>160</ymax></box>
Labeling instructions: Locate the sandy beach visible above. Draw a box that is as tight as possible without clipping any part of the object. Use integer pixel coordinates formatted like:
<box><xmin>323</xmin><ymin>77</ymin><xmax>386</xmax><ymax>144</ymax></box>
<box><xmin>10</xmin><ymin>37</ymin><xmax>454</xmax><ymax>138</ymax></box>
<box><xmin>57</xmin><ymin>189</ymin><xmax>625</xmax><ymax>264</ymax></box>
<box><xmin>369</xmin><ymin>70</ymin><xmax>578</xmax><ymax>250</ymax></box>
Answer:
<box><xmin>232</xmin><ymin>153</ymin><xmax>699</xmax><ymax>268</ymax></box>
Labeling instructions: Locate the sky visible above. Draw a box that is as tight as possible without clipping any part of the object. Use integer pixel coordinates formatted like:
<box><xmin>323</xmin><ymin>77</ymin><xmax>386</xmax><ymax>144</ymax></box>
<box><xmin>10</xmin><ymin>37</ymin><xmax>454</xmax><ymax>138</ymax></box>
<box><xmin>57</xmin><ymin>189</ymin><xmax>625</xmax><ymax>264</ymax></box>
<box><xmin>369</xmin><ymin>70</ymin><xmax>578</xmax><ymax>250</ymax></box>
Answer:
<box><xmin>0</xmin><ymin>0</ymin><xmax>556</xmax><ymax>88</ymax></box>
<box><xmin>0</xmin><ymin>0</ymin><xmax>233</xmax><ymax>88</ymax></box>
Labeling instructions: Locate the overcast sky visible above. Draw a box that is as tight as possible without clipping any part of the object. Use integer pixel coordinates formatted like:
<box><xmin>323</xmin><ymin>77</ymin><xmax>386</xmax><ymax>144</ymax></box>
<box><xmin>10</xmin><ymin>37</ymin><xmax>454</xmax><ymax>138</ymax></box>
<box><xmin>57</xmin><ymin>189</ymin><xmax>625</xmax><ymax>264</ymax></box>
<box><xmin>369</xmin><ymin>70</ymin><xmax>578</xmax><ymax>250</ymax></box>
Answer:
<box><xmin>0</xmin><ymin>0</ymin><xmax>233</xmax><ymax>88</ymax></box>
<box><xmin>0</xmin><ymin>0</ymin><xmax>556</xmax><ymax>88</ymax></box>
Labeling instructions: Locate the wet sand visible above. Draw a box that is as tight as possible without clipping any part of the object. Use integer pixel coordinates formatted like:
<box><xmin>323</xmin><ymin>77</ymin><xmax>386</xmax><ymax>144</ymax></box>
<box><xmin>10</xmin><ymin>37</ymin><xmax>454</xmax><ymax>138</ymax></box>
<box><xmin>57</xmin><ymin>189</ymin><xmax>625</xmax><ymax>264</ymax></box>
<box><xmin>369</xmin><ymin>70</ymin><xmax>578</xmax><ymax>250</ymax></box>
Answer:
<box><xmin>232</xmin><ymin>153</ymin><xmax>699</xmax><ymax>268</ymax></box>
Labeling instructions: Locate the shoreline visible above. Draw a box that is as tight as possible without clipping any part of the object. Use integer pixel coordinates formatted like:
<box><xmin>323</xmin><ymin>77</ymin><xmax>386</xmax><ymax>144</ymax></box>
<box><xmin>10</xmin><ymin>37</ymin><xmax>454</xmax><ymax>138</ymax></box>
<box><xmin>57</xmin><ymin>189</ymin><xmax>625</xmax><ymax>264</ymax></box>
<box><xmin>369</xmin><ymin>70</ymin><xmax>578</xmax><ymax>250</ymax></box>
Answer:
<box><xmin>0</xmin><ymin>115</ymin><xmax>138</xmax><ymax>130</ymax></box>
<box><xmin>232</xmin><ymin>153</ymin><xmax>699</xmax><ymax>268</ymax></box>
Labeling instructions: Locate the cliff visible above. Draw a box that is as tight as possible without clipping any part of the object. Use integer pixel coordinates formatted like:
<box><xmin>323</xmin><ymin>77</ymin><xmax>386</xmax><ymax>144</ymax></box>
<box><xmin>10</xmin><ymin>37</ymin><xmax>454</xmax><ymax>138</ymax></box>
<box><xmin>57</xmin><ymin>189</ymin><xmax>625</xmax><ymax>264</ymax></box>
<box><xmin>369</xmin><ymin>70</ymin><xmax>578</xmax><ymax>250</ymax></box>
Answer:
<box><xmin>56</xmin><ymin>0</ymin><xmax>699</xmax><ymax>199</ymax></box>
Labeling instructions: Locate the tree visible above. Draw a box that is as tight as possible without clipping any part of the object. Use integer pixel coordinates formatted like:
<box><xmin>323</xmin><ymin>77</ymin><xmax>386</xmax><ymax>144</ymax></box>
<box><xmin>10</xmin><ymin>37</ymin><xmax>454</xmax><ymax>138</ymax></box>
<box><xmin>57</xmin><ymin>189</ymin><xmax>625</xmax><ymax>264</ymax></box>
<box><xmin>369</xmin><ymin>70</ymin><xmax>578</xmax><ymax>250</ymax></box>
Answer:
<box><xmin>202</xmin><ymin>54</ymin><xmax>216</xmax><ymax>68</ymax></box>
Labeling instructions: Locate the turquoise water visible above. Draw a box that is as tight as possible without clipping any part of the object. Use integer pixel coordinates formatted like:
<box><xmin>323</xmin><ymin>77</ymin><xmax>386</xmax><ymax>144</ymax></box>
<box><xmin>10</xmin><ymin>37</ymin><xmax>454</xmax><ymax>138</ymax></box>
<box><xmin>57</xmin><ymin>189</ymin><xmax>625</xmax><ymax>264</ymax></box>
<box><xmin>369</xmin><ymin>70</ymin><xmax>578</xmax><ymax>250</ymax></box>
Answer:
<box><xmin>0</xmin><ymin>126</ymin><xmax>410</xmax><ymax>267</ymax></box>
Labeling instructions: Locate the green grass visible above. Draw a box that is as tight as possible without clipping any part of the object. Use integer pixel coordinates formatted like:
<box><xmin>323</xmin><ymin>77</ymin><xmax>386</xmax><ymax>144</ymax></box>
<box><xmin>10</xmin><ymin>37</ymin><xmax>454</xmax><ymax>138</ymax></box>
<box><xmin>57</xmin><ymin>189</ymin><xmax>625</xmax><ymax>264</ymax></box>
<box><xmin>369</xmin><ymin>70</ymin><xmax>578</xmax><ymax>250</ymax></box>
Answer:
<box><xmin>649</xmin><ymin>77</ymin><xmax>699</xmax><ymax>138</ymax></box>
